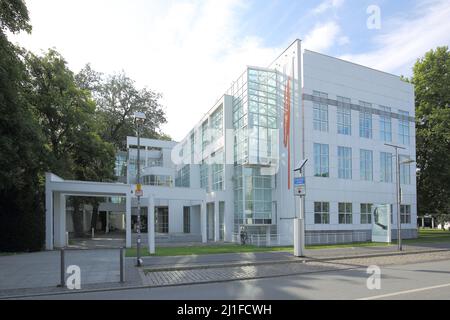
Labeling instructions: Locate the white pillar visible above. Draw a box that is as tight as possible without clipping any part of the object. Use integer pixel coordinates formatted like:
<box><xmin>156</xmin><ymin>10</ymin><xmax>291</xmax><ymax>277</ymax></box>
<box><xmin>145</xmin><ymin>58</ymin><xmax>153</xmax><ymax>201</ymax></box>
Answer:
<box><xmin>126</xmin><ymin>192</ymin><xmax>132</xmax><ymax>248</ymax></box>
<box><xmin>54</xmin><ymin>193</ymin><xmax>66</xmax><ymax>248</ymax></box>
<box><xmin>294</xmin><ymin>218</ymin><xmax>305</xmax><ymax>257</ymax></box>
<box><xmin>266</xmin><ymin>225</ymin><xmax>271</xmax><ymax>246</ymax></box>
<box><xmin>432</xmin><ymin>217</ymin><xmax>435</xmax><ymax>229</ymax></box>
<box><xmin>214</xmin><ymin>201</ymin><xmax>220</xmax><ymax>242</ymax></box>
<box><xmin>201</xmin><ymin>201</ymin><xmax>207</xmax><ymax>243</ymax></box>
<box><xmin>106</xmin><ymin>211</ymin><xmax>109</xmax><ymax>233</ymax></box>
<box><xmin>148</xmin><ymin>195</ymin><xmax>155</xmax><ymax>254</ymax></box>
<box><xmin>45</xmin><ymin>177</ymin><xmax>53</xmax><ymax>250</ymax></box>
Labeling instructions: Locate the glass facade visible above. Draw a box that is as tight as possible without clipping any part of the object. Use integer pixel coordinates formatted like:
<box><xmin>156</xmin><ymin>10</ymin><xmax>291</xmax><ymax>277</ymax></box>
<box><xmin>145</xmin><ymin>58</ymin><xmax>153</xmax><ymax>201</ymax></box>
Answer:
<box><xmin>231</xmin><ymin>67</ymin><xmax>278</xmax><ymax>228</ymax></box>
<box><xmin>399</xmin><ymin>110</ymin><xmax>410</xmax><ymax>145</ymax></box>
<box><xmin>175</xmin><ymin>164</ymin><xmax>190</xmax><ymax>187</ymax></box>
<box><xmin>212</xmin><ymin>149</ymin><xmax>224</xmax><ymax>191</ymax></box>
<box><xmin>142</xmin><ymin>174</ymin><xmax>173</xmax><ymax>187</ymax></box>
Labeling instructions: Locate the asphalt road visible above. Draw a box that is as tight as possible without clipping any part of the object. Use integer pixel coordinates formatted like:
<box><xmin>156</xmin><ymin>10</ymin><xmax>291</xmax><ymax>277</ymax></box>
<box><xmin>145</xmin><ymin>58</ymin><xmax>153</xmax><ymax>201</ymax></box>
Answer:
<box><xmin>18</xmin><ymin>258</ymin><xmax>450</xmax><ymax>300</ymax></box>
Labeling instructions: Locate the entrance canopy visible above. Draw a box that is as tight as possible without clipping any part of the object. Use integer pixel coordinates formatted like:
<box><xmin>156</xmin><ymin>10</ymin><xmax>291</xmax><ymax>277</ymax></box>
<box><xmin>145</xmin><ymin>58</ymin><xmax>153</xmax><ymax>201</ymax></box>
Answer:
<box><xmin>45</xmin><ymin>173</ymin><xmax>207</xmax><ymax>252</ymax></box>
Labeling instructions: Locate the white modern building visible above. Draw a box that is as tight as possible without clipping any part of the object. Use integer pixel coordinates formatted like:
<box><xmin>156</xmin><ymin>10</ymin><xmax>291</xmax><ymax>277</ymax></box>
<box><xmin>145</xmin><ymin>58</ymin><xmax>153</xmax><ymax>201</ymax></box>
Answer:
<box><xmin>45</xmin><ymin>39</ymin><xmax>417</xmax><ymax>251</ymax></box>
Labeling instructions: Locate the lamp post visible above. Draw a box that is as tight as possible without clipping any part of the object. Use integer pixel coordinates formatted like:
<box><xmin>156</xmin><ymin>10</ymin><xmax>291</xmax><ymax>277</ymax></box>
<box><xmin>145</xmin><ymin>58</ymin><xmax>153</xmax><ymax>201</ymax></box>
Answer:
<box><xmin>293</xmin><ymin>159</ymin><xmax>308</xmax><ymax>257</ymax></box>
<box><xmin>134</xmin><ymin>112</ymin><xmax>146</xmax><ymax>267</ymax></box>
<box><xmin>384</xmin><ymin>143</ymin><xmax>414</xmax><ymax>251</ymax></box>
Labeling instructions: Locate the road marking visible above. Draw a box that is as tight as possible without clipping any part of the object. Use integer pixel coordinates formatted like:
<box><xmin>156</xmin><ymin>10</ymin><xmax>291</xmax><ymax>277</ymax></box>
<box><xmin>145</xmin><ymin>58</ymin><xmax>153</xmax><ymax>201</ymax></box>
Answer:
<box><xmin>358</xmin><ymin>282</ymin><xmax>450</xmax><ymax>300</ymax></box>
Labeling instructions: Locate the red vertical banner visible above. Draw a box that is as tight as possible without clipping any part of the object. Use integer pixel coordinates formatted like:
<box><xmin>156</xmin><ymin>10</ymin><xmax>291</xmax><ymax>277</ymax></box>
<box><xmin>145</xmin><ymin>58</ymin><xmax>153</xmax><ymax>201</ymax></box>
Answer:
<box><xmin>283</xmin><ymin>76</ymin><xmax>291</xmax><ymax>189</ymax></box>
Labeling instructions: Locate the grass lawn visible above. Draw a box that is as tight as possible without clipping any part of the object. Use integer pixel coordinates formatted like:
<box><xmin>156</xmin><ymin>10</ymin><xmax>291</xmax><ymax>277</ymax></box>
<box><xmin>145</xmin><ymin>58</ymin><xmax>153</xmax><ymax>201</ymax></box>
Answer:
<box><xmin>125</xmin><ymin>229</ymin><xmax>450</xmax><ymax>257</ymax></box>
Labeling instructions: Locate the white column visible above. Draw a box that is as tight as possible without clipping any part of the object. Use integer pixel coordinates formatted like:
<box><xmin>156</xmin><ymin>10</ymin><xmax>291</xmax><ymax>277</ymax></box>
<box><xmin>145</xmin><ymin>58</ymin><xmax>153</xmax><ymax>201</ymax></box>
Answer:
<box><xmin>214</xmin><ymin>201</ymin><xmax>220</xmax><ymax>242</ymax></box>
<box><xmin>266</xmin><ymin>225</ymin><xmax>271</xmax><ymax>246</ymax></box>
<box><xmin>54</xmin><ymin>193</ymin><xmax>66</xmax><ymax>248</ymax></box>
<box><xmin>148</xmin><ymin>195</ymin><xmax>155</xmax><ymax>254</ymax></box>
<box><xmin>106</xmin><ymin>211</ymin><xmax>109</xmax><ymax>233</ymax></box>
<box><xmin>45</xmin><ymin>178</ymin><xmax>53</xmax><ymax>250</ymax></box>
<box><xmin>294</xmin><ymin>218</ymin><xmax>305</xmax><ymax>257</ymax></box>
<box><xmin>126</xmin><ymin>192</ymin><xmax>132</xmax><ymax>248</ymax></box>
<box><xmin>201</xmin><ymin>201</ymin><xmax>207</xmax><ymax>243</ymax></box>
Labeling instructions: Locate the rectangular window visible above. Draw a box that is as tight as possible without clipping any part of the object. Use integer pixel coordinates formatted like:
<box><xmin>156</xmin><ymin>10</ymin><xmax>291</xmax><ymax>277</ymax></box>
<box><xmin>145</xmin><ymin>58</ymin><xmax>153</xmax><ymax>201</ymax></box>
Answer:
<box><xmin>360</xmin><ymin>203</ymin><xmax>372</xmax><ymax>224</ymax></box>
<box><xmin>183</xmin><ymin>207</ymin><xmax>190</xmax><ymax>233</ymax></box>
<box><xmin>337</xmin><ymin>96</ymin><xmax>351</xmax><ymax>135</ymax></box>
<box><xmin>339</xmin><ymin>202</ymin><xmax>353</xmax><ymax>224</ymax></box>
<box><xmin>338</xmin><ymin>146</ymin><xmax>352</xmax><ymax>179</ymax></box>
<box><xmin>313</xmin><ymin>91</ymin><xmax>328</xmax><ymax>132</ymax></box>
<box><xmin>400</xmin><ymin>155</ymin><xmax>411</xmax><ymax>184</ymax></box>
<box><xmin>399</xmin><ymin>110</ymin><xmax>410</xmax><ymax>145</ymax></box>
<box><xmin>200</xmin><ymin>159</ymin><xmax>209</xmax><ymax>191</ymax></box>
<box><xmin>360</xmin><ymin>149</ymin><xmax>373</xmax><ymax>181</ymax></box>
<box><xmin>359</xmin><ymin>101</ymin><xmax>372</xmax><ymax>139</ymax></box>
<box><xmin>210</xmin><ymin>105</ymin><xmax>223</xmax><ymax>142</ymax></box>
<box><xmin>314</xmin><ymin>143</ymin><xmax>329</xmax><ymax>177</ymax></box>
<box><xmin>212</xmin><ymin>149</ymin><xmax>224</xmax><ymax>191</ymax></box>
<box><xmin>379</xmin><ymin>106</ymin><xmax>392</xmax><ymax>142</ymax></box>
<box><xmin>400</xmin><ymin>204</ymin><xmax>411</xmax><ymax>224</ymax></box>
<box><xmin>155</xmin><ymin>207</ymin><xmax>169</xmax><ymax>233</ymax></box>
<box><xmin>314</xmin><ymin>202</ymin><xmax>330</xmax><ymax>224</ymax></box>
<box><xmin>380</xmin><ymin>152</ymin><xmax>393</xmax><ymax>182</ymax></box>
<box><xmin>201</xmin><ymin>120</ymin><xmax>209</xmax><ymax>152</ymax></box>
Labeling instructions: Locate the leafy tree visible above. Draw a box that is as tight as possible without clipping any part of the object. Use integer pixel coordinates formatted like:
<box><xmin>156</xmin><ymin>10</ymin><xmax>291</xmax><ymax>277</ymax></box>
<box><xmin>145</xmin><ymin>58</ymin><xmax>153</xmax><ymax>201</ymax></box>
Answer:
<box><xmin>0</xmin><ymin>0</ymin><xmax>45</xmax><ymax>251</ymax></box>
<box><xmin>25</xmin><ymin>50</ymin><xmax>116</xmax><ymax>237</ymax></box>
<box><xmin>408</xmin><ymin>47</ymin><xmax>450</xmax><ymax>217</ymax></box>
<box><xmin>76</xmin><ymin>65</ymin><xmax>169</xmax><ymax>149</ymax></box>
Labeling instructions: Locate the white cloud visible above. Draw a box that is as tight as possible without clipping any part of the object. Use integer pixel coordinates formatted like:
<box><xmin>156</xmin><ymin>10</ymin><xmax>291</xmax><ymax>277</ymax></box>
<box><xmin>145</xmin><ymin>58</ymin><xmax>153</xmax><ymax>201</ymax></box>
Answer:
<box><xmin>340</xmin><ymin>0</ymin><xmax>450</xmax><ymax>76</ymax></box>
<box><xmin>11</xmin><ymin>0</ymin><xmax>280</xmax><ymax>141</ymax></box>
<box><xmin>313</xmin><ymin>0</ymin><xmax>345</xmax><ymax>15</ymax></box>
<box><xmin>303</xmin><ymin>21</ymin><xmax>343</xmax><ymax>52</ymax></box>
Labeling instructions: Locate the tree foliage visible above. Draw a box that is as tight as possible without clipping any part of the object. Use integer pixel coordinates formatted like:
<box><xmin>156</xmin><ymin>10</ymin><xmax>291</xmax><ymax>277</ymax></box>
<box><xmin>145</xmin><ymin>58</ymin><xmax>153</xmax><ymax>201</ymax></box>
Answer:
<box><xmin>409</xmin><ymin>46</ymin><xmax>450</xmax><ymax>216</ymax></box>
<box><xmin>76</xmin><ymin>65</ymin><xmax>169</xmax><ymax>149</ymax></box>
<box><xmin>0</xmin><ymin>0</ymin><xmax>31</xmax><ymax>34</ymax></box>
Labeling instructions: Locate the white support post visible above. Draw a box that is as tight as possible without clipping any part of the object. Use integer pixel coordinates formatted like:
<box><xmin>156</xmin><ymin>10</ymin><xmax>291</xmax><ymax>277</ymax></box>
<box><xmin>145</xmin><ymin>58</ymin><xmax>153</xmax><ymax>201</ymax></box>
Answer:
<box><xmin>266</xmin><ymin>226</ymin><xmax>271</xmax><ymax>246</ymax></box>
<box><xmin>148</xmin><ymin>195</ymin><xmax>155</xmax><ymax>254</ymax></box>
<box><xmin>201</xmin><ymin>201</ymin><xmax>207</xmax><ymax>243</ymax></box>
<box><xmin>294</xmin><ymin>218</ymin><xmax>305</xmax><ymax>256</ymax></box>
<box><xmin>214</xmin><ymin>201</ymin><xmax>220</xmax><ymax>242</ymax></box>
<box><xmin>55</xmin><ymin>193</ymin><xmax>66</xmax><ymax>248</ymax></box>
<box><xmin>126</xmin><ymin>192</ymin><xmax>132</xmax><ymax>248</ymax></box>
<box><xmin>45</xmin><ymin>178</ymin><xmax>54</xmax><ymax>250</ymax></box>
<box><xmin>53</xmin><ymin>193</ymin><xmax>62</xmax><ymax>248</ymax></box>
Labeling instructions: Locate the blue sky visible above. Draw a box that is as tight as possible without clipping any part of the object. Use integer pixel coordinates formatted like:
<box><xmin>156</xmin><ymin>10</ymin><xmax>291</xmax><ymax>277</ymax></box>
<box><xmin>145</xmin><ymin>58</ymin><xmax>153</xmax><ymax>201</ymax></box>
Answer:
<box><xmin>11</xmin><ymin>0</ymin><xmax>450</xmax><ymax>140</ymax></box>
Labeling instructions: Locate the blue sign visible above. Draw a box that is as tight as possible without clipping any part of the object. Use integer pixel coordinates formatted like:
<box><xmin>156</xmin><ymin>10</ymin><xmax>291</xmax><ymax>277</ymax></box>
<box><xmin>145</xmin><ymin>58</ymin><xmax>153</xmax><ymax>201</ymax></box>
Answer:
<box><xmin>294</xmin><ymin>177</ymin><xmax>305</xmax><ymax>186</ymax></box>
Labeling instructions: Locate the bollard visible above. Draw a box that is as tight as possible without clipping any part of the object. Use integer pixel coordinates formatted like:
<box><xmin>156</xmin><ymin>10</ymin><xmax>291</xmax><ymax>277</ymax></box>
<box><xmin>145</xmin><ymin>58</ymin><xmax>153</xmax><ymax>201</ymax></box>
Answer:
<box><xmin>120</xmin><ymin>247</ymin><xmax>125</xmax><ymax>283</ymax></box>
<box><xmin>58</xmin><ymin>248</ymin><xmax>65</xmax><ymax>287</ymax></box>
<box><xmin>91</xmin><ymin>228</ymin><xmax>95</xmax><ymax>238</ymax></box>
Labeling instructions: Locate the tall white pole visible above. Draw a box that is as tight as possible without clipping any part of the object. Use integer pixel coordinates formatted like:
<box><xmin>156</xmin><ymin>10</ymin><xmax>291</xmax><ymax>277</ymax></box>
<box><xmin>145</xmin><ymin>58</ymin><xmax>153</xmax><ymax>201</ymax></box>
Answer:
<box><xmin>395</xmin><ymin>147</ymin><xmax>402</xmax><ymax>251</ymax></box>
<box><xmin>136</xmin><ymin>121</ymin><xmax>142</xmax><ymax>266</ymax></box>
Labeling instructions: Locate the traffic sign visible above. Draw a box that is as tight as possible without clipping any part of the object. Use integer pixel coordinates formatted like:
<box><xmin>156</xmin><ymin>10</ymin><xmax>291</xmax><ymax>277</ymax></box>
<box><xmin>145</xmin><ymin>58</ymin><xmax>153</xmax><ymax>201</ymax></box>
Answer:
<box><xmin>135</xmin><ymin>189</ymin><xmax>143</xmax><ymax>197</ymax></box>
<box><xmin>294</xmin><ymin>177</ymin><xmax>306</xmax><ymax>197</ymax></box>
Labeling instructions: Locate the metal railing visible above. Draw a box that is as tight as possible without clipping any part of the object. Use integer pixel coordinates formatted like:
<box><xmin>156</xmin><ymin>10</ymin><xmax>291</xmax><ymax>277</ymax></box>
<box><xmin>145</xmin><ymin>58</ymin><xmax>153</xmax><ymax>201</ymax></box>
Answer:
<box><xmin>232</xmin><ymin>231</ymin><xmax>370</xmax><ymax>247</ymax></box>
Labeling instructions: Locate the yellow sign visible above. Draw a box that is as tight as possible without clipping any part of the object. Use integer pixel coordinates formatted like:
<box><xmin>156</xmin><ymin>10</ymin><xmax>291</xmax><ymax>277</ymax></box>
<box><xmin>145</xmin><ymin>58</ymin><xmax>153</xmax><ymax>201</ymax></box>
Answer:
<box><xmin>136</xmin><ymin>184</ymin><xmax>142</xmax><ymax>191</ymax></box>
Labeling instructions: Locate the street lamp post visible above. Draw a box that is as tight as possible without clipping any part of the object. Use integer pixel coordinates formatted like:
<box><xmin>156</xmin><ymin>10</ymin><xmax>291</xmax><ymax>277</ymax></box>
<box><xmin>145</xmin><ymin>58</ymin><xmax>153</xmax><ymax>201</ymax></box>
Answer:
<box><xmin>135</xmin><ymin>112</ymin><xmax>146</xmax><ymax>267</ymax></box>
<box><xmin>384</xmin><ymin>143</ymin><xmax>414</xmax><ymax>251</ymax></box>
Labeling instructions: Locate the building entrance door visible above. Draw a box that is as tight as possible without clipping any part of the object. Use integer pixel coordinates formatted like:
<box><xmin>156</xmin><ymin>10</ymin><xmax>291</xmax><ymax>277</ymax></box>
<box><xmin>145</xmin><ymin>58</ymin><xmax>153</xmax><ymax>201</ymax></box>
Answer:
<box><xmin>155</xmin><ymin>207</ymin><xmax>169</xmax><ymax>233</ymax></box>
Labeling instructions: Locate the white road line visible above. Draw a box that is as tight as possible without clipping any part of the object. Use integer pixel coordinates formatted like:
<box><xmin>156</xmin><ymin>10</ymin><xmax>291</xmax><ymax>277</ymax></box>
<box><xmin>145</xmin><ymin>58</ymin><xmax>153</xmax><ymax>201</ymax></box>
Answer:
<box><xmin>358</xmin><ymin>282</ymin><xmax>450</xmax><ymax>300</ymax></box>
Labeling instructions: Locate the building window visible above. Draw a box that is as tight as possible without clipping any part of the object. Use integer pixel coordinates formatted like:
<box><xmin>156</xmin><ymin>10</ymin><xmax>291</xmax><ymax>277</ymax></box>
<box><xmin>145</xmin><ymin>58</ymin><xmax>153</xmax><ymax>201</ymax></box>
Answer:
<box><xmin>183</xmin><ymin>207</ymin><xmax>190</xmax><ymax>233</ymax></box>
<box><xmin>399</xmin><ymin>110</ymin><xmax>410</xmax><ymax>145</ymax></box>
<box><xmin>313</xmin><ymin>91</ymin><xmax>328</xmax><ymax>132</ymax></box>
<box><xmin>337</xmin><ymin>96</ymin><xmax>351</xmax><ymax>135</ymax></box>
<box><xmin>339</xmin><ymin>202</ymin><xmax>353</xmax><ymax>224</ymax></box>
<box><xmin>360</xmin><ymin>203</ymin><xmax>372</xmax><ymax>224</ymax></box>
<box><xmin>314</xmin><ymin>202</ymin><xmax>330</xmax><ymax>224</ymax></box>
<box><xmin>210</xmin><ymin>105</ymin><xmax>223</xmax><ymax>142</ymax></box>
<box><xmin>201</xmin><ymin>120</ymin><xmax>209</xmax><ymax>153</ymax></box>
<box><xmin>200</xmin><ymin>159</ymin><xmax>209</xmax><ymax>191</ymax></box>
<box><xmin>212</xmin><ymin>149</ymin><xmax>224</xmax><ymax>191</ymax></box>
<box><xmin>379</xmin><ymin>106</ymin><xmax>392</xmax><ymax>142</ymax></box>
<box><xmin>314</xmin><ymin>143</ymin><xmax>329</xmax><ymax>177</ymax></box>
<box><xmin>400</xmin><ymin>155</ymin><xmax>411</xmax><ymax>184</ymax></box>
<box><xmin>359</xmin><ymin>101</ymin><xmax>372</xmax><ymax>139</ymax></box>
<box><xmin>155</xmin><ymin>207</ymin><xmax>169</xmax><ymax>233</ymax></box>
<box><xmin>400</xmin><ymin>204</ymin><xmax>411</xmax><ymax>224</ymax></box>
<box><xmin>338</xmin><ymin>146</ymin><xmax>352</xmax><ymax>179</ymax></box>
<box><xmin>360</xmin><ymin>149</ymin><xmax>373</xmax><ymax>181</ymax></box>
<box><xmin>380</xmin><ymin>152</ymin><xmax>393</xmax><ymax>182</ymax></box>
<box><xmin>142</xmin><ymin>175</ymin><xmax>173</xmax><ymax>187</ymax></box>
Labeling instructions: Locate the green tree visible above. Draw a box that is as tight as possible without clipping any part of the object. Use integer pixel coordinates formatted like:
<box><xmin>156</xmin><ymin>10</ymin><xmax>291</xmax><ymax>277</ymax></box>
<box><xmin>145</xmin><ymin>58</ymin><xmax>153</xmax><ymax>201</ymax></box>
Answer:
<box><xmin>25</xmin><ymin>50</ymin><xmax>116</xmax><ymax>237</ymax></box>
<box><xmin>409</xmin><ymin>47</ymin><xmax>450</xmax><ymax>217</ymax></box>
<box><xmin>76</xmin><ymin>66</ymin><xmax>169</xmax><ymax>149</ymax></box>
<box><xmin>0</xmin><ymin>0</ymin><xmax>45</xmax><ymax>251</ymax></box>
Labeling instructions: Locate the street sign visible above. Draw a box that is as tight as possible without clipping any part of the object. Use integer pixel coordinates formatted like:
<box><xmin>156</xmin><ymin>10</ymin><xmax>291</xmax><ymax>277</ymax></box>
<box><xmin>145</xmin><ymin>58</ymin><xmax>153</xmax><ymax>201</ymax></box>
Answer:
<box><xmin>294</xmin><ymin>177</ymin><xmax>306</xmax><ymax>197</ymax></box>
<box><xmin>135</xmin><ymin>189</ymin><xmax>143</xmax><ymax>197</ymax></box>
